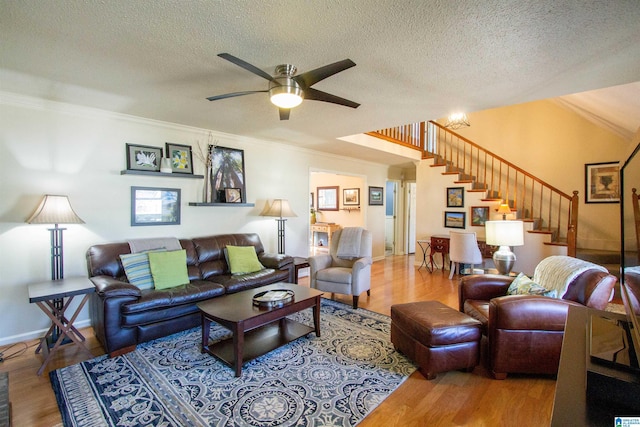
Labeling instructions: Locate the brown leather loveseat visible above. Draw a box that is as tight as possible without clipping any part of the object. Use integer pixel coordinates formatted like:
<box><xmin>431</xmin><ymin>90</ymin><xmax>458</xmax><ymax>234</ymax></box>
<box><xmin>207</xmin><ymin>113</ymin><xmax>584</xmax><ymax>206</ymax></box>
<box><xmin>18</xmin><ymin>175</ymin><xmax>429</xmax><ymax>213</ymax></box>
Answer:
<box><xmin>87</xmin><ymin>233</ymin><xmax>293</xmax><ymax>356</ymax></box>
<box><xmin>459</xmin><ymin>255</ymin><xmax>617</xmax><ymax>379</ymax></box>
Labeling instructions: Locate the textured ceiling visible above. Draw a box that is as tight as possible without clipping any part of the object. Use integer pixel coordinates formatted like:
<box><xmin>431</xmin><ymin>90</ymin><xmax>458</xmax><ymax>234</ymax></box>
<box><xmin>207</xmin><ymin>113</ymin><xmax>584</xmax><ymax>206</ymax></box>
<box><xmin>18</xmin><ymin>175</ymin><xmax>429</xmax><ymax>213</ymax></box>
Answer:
<box><xmin>1</xmin><ymin>1</ymin><xmax>639</xmax><ymax>165</ymax></box>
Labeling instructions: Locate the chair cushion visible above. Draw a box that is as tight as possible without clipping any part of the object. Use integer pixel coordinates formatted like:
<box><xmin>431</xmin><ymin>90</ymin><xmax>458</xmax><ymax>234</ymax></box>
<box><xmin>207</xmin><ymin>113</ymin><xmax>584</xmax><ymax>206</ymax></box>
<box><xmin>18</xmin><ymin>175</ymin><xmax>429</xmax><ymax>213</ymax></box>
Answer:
<box><xmin>148</xmin><ymin>249</ymin><xmax>189</xmax><ymax>290</ymax></box>
<box><xmin>316</xmin><ymin>267</ymin><xmax>353</xmax><ymax>284</ymax></box>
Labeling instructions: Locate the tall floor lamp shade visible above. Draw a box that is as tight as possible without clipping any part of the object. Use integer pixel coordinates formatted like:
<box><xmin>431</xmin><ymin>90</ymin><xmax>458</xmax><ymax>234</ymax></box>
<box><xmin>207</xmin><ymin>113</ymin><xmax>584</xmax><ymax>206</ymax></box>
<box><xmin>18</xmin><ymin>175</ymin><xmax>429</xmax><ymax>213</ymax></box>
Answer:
<box><xmin>485</xmin><ymin>220</ymin><xmax>524</xmax><ymax>275</ymax></box>
<box><xmin>260</xmin><ymin>199</ymin><xmax>297</xmax><ymax>254</ymax></box>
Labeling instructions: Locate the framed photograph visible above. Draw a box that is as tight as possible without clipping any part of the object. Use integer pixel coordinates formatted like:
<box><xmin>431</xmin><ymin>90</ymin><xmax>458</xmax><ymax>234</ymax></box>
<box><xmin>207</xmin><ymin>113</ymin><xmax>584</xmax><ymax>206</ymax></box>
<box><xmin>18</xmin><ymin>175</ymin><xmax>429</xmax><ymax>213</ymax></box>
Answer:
<box><xmin>369</xmin><ymin>186</ymin><xmax>383</xmax><ymax>206</ymax></box>
<box><xmin>131</xmin><ymin>186</ymin><xmax>181</xmax><ymax>226</ymax></box>
<box><xmin>126</xmin><ymin>143</ymin><xmax>162</xmax><ymax>172</ymax></box>
<box><xmin>343</xmin><ymin>188</ymin><xmax>360</xmax><ymax>206</ymax></box>
<box><xmin>470</xmin><ymin>206</ymin><xmax>490</xmax><ymax>226</ymax></box>
<box><xmin>444</xmin><ymin>211</ymin><xmax>465</xmax><ymax>229</ymax></box>
<box><xmin>225</xmin><ymin>188</ymin><xmax>242</xmax><ymax>203</ymax></box>
<box><xmin>210</xmin><ymin>146</ymin><xmax>246</xmax><ymax>203</ymax></box>
<box><xmin>165</xmin><ymin>142</ymin><xmax>194</xmax><ymax>174</ymax></box>
<box><xmin>317</xmin><ymin>186</ymin><xmax>339</xmax><ymax>211</ymax></box>
<box><xmin>310</xmin><ymin>192</ymin><xmax>314</xmax><ymax>209</ymax></box>
<box><xmin>585</xmin><ymin>162</ymin><xmax>620</xmax><ymax>203</ymax></box>
<box><xmin>447</xmin><ymin>187</ymin><xmax>465</xmax><ymax>207</ymax></box>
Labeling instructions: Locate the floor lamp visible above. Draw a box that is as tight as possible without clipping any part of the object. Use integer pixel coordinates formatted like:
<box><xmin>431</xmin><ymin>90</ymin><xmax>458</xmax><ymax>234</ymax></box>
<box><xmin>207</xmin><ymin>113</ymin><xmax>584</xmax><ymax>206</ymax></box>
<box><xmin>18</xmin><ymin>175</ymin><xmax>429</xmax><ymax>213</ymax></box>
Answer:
<box><xmin>27</xmin><ymin>195</ymin><xmax>85</xmax><ymax>343</ymax></box>
<box><xmin>260</xmin><ymin>199</ymin><xmax>297</xmax><ymax>254</ymax></box>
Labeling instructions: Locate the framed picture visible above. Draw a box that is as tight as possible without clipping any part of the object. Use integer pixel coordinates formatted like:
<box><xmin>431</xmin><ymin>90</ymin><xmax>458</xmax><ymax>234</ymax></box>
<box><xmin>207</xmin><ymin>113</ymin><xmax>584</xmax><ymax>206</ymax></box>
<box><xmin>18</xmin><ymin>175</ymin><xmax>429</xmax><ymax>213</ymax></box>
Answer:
<box><xmin>225</xmin><ymin>188</ymin><xmax>242</xmax><ymax>203</ymax></box>
<box><xmin>470</xmin><ymin>206</ymin><xmax>490</xmax><ymax>226</ymax></box>
<box><xmin>585</xmin><ymin>162</ymin><xmax>620</xmax><ymax>203</ymax></box>
<box><xmin>447</xmin><ymin>187</ymin><xmax>465</xmax><ymax>207</ymax></box>
<box><xmin>126</xmin><ymin>143</ymin><xmax>162</xmax><ymax>172</ymax></box>
<box><xmin>165</xmin><ymin>142</ymin><xmax>194</xmax><ymax>174</ymax></box>
<box><xmin>317</xmin><ymin>186</ymin><xmax>339</xmax><ymax>210</ymax></box>
<box><xmin>343</xmin><ymin>188</ymin><xmax>360</xmax><ymax>206</ymax></box>
<box><xmin>210</xmin><ymin>146</ymin><xmax>246</xmax><ymax>203</ymax></box>
<box><xmin>131</xmin><ymin>186</ymin><xmax>181</xmax><ymax>226</ymax></box>
<box><xmin>310</xmin><ymin>192</ymin><xmax>314</xmax><ymax>208</ymax></box>
<box><xmin>369</xmin><ymin>186</ymin><xmax>383</xmax><ymax>206</ymax></box>
<box><xmin>444</xmin><ymin>211</ymin><xmax>465</xmax><ymax>229</ymax></box>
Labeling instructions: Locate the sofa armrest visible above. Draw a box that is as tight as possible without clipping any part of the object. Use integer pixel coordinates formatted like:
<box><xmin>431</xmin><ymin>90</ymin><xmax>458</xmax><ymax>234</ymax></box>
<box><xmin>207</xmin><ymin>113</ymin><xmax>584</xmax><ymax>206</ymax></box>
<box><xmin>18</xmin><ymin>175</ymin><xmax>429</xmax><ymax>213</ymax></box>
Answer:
<box><xmin>458</xmin><ymin>274</ymin><xmax>513</xmax><ymax>311</ymax></box>
<box><xmin>90</xmin><ymin>275</ymin><xmax>141</xmax><ymax>298</ymax></box>
<box><xmin>308</xmin><ymin>254</ymin><xmax>332</xmax><ymax>289</ymax></box>
<box><xmin>258</xmin><ymin>253</ymin><xmax>293</xmax><ymax>270</ymax></box>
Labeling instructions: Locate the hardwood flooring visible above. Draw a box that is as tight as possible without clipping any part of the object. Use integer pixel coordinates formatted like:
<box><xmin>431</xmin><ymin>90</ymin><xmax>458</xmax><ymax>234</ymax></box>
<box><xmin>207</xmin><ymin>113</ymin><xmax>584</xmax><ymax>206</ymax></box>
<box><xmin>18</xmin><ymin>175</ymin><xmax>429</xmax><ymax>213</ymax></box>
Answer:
<box><xmin>1</xmin><ymin>255</ymin><xmax>556</xmax><ymax>426</ymax></box>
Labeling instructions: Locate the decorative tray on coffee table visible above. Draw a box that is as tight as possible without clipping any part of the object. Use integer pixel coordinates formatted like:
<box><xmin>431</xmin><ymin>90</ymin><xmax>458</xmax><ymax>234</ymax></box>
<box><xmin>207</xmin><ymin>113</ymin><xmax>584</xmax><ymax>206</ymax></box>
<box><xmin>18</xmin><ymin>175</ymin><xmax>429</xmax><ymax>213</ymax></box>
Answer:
<box><xmin>252</xmin><ymin>289</ymin><xmax>295</xmax><ymax>308</ymax></box>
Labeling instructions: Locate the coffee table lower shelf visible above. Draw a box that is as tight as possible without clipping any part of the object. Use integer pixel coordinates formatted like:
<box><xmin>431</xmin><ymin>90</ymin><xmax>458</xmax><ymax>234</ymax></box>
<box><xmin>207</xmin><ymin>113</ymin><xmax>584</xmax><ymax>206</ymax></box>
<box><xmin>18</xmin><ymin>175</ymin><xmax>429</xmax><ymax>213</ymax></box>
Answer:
<box><xmin>202</xmin><ymin>318</ymin><xmax>315</xmax><ymax>374</ymax></box>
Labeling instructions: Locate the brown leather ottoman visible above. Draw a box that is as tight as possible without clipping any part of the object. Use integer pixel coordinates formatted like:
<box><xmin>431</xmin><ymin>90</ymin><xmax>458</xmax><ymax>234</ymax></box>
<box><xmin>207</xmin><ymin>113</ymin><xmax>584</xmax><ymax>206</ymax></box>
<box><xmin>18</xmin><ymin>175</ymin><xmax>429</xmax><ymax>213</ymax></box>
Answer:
<box><xmin>391</xmin><ymin>300</ymin><xmax>482</xmax><ymax>379</ymax></box>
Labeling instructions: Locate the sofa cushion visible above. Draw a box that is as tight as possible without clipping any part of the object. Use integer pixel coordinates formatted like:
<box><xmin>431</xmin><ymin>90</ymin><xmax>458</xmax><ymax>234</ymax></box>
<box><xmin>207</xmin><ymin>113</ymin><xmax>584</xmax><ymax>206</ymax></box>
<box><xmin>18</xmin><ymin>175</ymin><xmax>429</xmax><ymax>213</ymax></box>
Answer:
<box><xmin>215</xmin><ymin>268</ymin><xmax>290</xmax><ymax>293</ymax></box>
<box><xmin>119</xmin><ymin>249</ymin><xmax>165</xmax><ymax>290</ymax></box>
<box><xmin>507</xmin><ymin>273</ymin><xmax>557</xmax><ymax>298</ymax></box>
<box><xmin>225</xmin><ymin>245</ymin><xmax>265</xmax><ymax>275</ymax></box>
<box><xmin>148</xmin><ymin>249</ymin><xmax>189</xmax><ymax>290</ymax></box>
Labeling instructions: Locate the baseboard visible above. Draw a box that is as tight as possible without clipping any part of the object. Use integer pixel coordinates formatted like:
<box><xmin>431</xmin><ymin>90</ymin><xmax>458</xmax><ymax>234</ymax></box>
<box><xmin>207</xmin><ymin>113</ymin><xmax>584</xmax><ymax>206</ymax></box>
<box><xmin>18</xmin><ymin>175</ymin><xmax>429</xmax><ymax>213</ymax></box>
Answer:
<box><xmin>0</xmin><ymin>319</ymin><xmax>91</xmax><ymax>347</ymax></box>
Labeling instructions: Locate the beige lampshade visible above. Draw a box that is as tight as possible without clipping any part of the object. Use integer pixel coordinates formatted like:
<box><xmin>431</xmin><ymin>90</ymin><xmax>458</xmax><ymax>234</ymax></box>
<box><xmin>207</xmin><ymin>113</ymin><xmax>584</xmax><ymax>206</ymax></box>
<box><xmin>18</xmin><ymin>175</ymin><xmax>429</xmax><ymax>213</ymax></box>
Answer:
<box><xmin>497</xmin><ymin>203</ymin><xmax>511</xmax><ymax>215</ymax></box>
<box><xmin>485</xmin><ymin>220</ymin><xmax>524</xmax><ymax>247</ymax></box>
<box><xmin>260</xmin><ymin>199</ymin><xmax>297</xmax><ymax>219</ymax></box>
<box><xmin>26</xmin><ymin>195</ymin><xmax>85</xmax><ymax>225</ymax></box>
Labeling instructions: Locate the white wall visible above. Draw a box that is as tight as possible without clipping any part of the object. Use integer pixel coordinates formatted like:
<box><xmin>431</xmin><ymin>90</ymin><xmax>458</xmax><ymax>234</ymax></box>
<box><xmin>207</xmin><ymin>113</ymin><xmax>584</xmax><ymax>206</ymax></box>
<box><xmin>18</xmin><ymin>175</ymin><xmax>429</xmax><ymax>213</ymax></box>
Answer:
<box><xmin>0</xmin><ymin>93</ymin><xmax>389</xmax><ymax>345</ymax></box>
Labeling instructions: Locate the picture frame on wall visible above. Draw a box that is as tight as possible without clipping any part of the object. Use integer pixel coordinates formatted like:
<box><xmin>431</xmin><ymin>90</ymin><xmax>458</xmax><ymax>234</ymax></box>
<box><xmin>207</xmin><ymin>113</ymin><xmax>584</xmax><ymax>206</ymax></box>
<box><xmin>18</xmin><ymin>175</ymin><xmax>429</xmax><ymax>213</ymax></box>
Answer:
<box><xmin>447</xmin><ymin>187</ymin><xmax>465</xmax><ymax>207</ymax></box>
<box><xmin>585</xmin><ymin>161</ymin><xmax>620</xmax><ymax>203</ymax></box>
<box><xmin>210</xmin><ymin>145</ymin><xmax>246</xmax><ymax>203</ymax></box>
<box><xmin>470</xmin><ymin>206</ymin><xmax>490</xmax><ymax>226</ymax></box>
<box><xmin>225</xmin><ymin>188</ymin><xmax>242</xmax><ymax>203</ymax></box>
<box><xmin>126</xmin><ymin>143</ymin><xmax>162</xmax><ymax>172</ymax></box>
<box><xmin>369</xmin><ymin>186</ymin><xmax>383</xmax><ymax>206</ymax></box>
<box><xmin>165</xmin><ymin>142</ymin><xmax>194</xmax><ymax>174</ymax></box>
<box><xmin>444</xmin><ymin>211</ymin><xmax>465</xmax><ymax>229</ymax></box>
<box><xmin>343</xmin><ymin>188</ymin><xmax>360</xmax><ymax>206</ymax></box>
<box><xmin>317</xmin><ymin>186</ymin><xmax>339</xmax><ymax>210</ymax></box>
<box><xmin>131</xmin><ymin>186</ymin><xmax>181</xmax><ymax>226</ymax></box>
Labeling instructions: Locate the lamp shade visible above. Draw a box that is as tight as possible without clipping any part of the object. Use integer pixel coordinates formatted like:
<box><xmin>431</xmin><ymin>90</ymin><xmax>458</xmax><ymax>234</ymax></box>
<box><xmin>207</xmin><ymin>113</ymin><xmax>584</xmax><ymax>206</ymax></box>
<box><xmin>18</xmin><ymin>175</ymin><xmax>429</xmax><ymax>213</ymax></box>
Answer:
<box><xmin>260</xmin><ymin>199</ymin><xmax>297</xmax><ymax>219</ymax></box>
<box><xmin>497</xmin><ymin>203</ymin><xmax>512</xmax><ymax>219</ymax></box>
<box><xmin>485</xmin><ymin>220</ymin><xmax>524</xmax><ymax>247</ymax></box>
<box><xmin>26</xmin><ymin>195</ymin><xmax>85</xmax><ymax>225</ymax></box>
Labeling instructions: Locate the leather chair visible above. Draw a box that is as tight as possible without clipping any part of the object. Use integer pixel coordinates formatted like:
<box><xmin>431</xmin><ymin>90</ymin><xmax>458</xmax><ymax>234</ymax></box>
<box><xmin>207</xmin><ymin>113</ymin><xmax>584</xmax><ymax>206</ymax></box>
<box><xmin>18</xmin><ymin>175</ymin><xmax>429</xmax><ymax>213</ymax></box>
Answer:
<box><xmin>448</xmin><ymin>231</ymin><xmax>483</xmax><ymax>279</ymax></box>
<box><xmin>309</xmin><ymin>227</ymin><xmax>372</xmax><ymax>309</ymax></box>
<box><xmin>623</xmin><ymin>268</ymin><xmax>640</xmax><ymax>314</ymax></box>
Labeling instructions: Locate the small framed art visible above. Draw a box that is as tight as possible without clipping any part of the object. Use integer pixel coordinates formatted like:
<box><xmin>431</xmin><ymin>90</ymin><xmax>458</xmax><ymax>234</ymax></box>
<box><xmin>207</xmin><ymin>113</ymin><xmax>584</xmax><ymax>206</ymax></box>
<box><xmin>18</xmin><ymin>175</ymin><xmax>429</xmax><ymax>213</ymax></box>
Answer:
<box><xmin>210</xmin><ymin>146</ymin><xmax>246</xmax><ymax>203</ymax></box>
<box><xmin>317</xmin><ymin>186</ymin><xmax>339</xmax><ymax>210</ymax></box>
<box><xmin>585</xmin><ymin>162</ymin><xmax>620</xmax><ymax>203</ymax></box>
<box><xmin>447</xmin><ymin>187</ymin><xmax>464</xmax><ymax>207</ymax></box>
<box><xmin>369</xmin><ymin>186</ymin><xmax>383</xmax><ymax>206</ymax></box>
<box><xmin>444</xmin><ymin>211</ymin><xmax>465</xmax><ymax>229</ymax></box>
<box><xmin>343</xmin><ymin>188</ymin><xmax>360</xmax><ymax>206</ymax></box>
<box><xmin>126</xmin><ymin>143</ymin><xmax>162</xmax><ymax>172</ymax></box>
<box><xmin>166</xmin><ymin>142</ymin><xmax>194</xmax><ymax>174</ymax></box>
<box><xmin>470</xmin><ymin>206</ymin><xmax>489</xmax><ymax>226</ymax></box>
<box><xmin>131</xmin><ymin>186</ymin><xmax>181</xmax><ymax>226</ymax></box>
<box><xmin>225</xmin><ymin>188</ymin><xmax>242</xmax><ymax>203</ymax></box>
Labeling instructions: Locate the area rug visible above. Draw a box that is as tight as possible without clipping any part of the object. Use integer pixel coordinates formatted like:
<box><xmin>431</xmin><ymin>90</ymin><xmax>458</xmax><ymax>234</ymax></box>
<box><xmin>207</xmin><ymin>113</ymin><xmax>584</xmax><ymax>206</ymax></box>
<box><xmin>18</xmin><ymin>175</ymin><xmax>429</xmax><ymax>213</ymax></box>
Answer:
<box><xmin>50</xmin><ymin>299</ymin><xmax>416</xmax><ymax>427</ymax></box>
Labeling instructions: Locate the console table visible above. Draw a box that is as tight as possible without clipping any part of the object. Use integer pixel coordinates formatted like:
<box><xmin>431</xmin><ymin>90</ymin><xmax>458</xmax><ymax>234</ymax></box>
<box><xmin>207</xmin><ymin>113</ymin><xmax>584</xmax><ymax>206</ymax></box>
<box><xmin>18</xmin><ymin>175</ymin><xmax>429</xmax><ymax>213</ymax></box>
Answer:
<box><xmin>428</xmin><ymin>235</ymin><xmax>497</xmax><ymax>272</ymax></box>
<box><xmin>311</xmin><ymin>223</ymin><xmax>340</xmax><ymax>251</ymax></box>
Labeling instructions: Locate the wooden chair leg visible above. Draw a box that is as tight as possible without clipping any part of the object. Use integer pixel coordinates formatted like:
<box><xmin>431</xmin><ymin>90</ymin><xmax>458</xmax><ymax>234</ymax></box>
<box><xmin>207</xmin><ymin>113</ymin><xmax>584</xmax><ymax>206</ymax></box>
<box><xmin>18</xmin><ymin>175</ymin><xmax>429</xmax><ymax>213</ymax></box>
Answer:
<box><xmin>352</xmin><ymin>295</ymin><xmax>359</xmax><ymax>309</ymax></box>
<box><xmin>366</xmin><ymin>289</ymin><xmax>370</xmax><ymax>296</ymax></box>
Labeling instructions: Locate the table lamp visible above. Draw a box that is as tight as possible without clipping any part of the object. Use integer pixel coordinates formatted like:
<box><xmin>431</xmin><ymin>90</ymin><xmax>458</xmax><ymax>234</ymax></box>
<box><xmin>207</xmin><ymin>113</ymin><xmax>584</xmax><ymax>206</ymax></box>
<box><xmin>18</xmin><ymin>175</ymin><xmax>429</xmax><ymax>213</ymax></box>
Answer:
<box><xmin>485</xmin><ymin>220</ymin><xmax>524</xmax><ymax>275</ymax></box>
<box><xmin>260</xmin><ymin>199</ymin><xmax>297</xmax><ymax>254</ymax></box>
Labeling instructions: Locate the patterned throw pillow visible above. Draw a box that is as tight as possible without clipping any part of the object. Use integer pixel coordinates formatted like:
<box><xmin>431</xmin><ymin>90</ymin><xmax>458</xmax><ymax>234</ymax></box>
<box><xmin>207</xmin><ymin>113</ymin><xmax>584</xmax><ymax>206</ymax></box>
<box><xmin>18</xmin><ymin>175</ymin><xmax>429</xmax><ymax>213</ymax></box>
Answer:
<box><xmin>120</xmin><ymin>249</ymin><xmax>165</xmax><ymax>290</ymax></box>
<box><xmin>507</xmin><ymin>272</ymin><xmax>558</xmax><ymax>298</ymax></box>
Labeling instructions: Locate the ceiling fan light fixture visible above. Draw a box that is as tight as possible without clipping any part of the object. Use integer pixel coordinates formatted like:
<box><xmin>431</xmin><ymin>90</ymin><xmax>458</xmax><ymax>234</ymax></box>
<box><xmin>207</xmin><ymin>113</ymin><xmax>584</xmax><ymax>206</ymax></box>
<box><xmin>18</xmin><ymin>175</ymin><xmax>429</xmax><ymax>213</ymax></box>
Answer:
<box><xmin>269</xmin><ymin>84</ymin><xmax>303</xmax><ymax>109</ymax></box>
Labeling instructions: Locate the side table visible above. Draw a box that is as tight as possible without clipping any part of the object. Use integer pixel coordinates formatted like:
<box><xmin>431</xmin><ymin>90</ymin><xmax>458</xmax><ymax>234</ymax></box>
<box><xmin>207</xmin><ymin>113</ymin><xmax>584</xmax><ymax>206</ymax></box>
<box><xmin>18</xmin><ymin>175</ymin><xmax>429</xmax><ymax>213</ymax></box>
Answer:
<box><xmin>293</xmin><ymin>257</ymin><xmax>310</xmax><ymax>284</ymax></box>
<box><xmin>28</xmin><ymin>277</ymin><xmax>95</xmax><ymax>375</ymax></box>
<box><xmin>416</xmin><ymin>239</ymin><xmax>432</xmax><ymax>272</ymax></box>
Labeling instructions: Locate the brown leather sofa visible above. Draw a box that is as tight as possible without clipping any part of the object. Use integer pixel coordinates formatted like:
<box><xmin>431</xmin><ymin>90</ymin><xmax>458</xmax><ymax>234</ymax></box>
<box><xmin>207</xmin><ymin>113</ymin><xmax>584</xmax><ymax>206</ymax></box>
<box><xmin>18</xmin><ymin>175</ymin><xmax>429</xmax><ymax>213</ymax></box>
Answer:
<box><xmin>87</xmin><ymin>233</ymin><xmax>293</xmax><ymax>356</ymax></box>
<box><xmin>459</xmin><ymin>258</ymin><xmax>617</xmax><ymax>379</ymax></box>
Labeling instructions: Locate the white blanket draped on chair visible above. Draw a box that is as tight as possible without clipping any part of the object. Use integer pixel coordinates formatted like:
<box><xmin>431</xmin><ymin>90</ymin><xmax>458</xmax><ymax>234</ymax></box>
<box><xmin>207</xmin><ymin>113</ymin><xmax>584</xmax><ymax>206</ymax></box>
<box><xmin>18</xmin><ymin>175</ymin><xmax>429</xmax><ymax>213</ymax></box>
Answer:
<box><xmin>336</xmin><ymin>227</ymin><xmax>364</xmax><ymax>259</ymax></box>
<box><xmin>533</xmin><ymin>255</ymin><xmax>608</xmax><ymax>298</ymax></box>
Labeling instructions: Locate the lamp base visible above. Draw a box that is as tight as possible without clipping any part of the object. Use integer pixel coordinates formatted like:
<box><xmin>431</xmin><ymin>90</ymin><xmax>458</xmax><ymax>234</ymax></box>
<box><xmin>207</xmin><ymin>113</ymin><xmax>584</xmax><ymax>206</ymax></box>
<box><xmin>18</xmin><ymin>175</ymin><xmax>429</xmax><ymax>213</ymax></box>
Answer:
<box><xmin>493</xmin><ymin>245</ymin><xmax>516</xmax><ymax>276</ymax></box>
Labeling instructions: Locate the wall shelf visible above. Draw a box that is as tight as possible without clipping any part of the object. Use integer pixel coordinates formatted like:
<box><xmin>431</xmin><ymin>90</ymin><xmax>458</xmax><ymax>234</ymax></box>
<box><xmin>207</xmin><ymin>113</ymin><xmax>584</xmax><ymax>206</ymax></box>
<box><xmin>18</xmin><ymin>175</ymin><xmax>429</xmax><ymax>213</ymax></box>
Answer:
<box><xmin>188</xmin><ymin>202</ymin><xmax>255</xmax><ymax>207</ymax></box>
<box><xmin>120</xmin><ymin>170</ymin><xmax>204</xmax><ymax>179</ymax></box>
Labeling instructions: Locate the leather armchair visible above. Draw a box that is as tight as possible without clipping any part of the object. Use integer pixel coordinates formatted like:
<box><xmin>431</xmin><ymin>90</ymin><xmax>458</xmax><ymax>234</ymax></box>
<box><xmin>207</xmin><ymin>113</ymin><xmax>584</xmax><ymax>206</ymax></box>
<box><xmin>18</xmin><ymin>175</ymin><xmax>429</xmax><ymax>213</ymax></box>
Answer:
<box><xmin>459</xmin><ymin>256</ymin><xmax>617</xmax><ymax>379</ymax></box>
<box><xmin>309</xmin><ymin>228</ymin><xmax>372</xmax><ymax>309</ymax></box>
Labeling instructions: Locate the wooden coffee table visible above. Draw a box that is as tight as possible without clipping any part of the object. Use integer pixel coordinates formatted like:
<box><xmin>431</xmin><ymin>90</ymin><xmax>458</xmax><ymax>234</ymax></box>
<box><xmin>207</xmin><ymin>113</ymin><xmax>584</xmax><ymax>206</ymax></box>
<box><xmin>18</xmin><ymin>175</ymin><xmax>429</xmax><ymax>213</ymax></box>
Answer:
<box><xmin>197</xmin><ymin>283</ymin><xmax>323</xmax><ymax>376</ymax></box>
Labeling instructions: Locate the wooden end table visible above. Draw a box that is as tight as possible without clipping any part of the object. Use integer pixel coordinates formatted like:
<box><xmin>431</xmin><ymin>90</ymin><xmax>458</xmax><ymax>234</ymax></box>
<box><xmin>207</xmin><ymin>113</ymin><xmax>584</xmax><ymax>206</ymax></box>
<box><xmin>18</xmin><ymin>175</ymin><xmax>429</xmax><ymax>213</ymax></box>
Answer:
<box><xmin>28</xmin><ymin>277</ymin><xmax>95</xmax><ymax>375</ymax></box>
<box><xmin>197</xmin><ymin>283</ymin><xmax>323</xmax><ymax>377</ymax></box>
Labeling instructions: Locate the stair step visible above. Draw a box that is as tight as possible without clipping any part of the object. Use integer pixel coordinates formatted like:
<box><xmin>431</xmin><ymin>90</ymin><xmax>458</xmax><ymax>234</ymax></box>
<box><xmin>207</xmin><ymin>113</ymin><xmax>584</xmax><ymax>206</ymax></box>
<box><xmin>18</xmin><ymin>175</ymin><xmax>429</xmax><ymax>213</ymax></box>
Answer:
<box><xmin>576</xmin><ymin>249</ymin><xmax>621</xmax><ymax>264</ymax></box>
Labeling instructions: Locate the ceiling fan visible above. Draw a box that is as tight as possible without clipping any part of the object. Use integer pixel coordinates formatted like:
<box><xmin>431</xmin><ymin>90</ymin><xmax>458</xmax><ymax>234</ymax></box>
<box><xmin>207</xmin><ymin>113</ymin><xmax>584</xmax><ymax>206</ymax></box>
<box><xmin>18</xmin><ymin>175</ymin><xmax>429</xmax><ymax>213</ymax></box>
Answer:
<box><xmin>207</xmin><ymin>53</ymin><xmax>360</xmax><ymax>120</ymax></box>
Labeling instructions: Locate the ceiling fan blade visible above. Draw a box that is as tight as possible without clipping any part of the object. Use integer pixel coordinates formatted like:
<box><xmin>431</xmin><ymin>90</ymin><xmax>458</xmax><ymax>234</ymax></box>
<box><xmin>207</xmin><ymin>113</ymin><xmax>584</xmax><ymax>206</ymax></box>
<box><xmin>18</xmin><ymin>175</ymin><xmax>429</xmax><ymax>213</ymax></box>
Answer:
<box><xmin>279</xmin><ymin>108</ymin><xmax>290</xmax><ymax>120</ymax></box>
<box><xmin>218</xmin><ymin>53</ymin><xmax>279</xmax><ymax>84</ymax></box>
<box><xmin>304</xmin><ymin>87</ymin><xmax>360</xmax><ymax>108</ymax></box>
<box><xmin>206</xmin><ymin>90</ymin><xmax>268</xmax><ymax>101</ymax></box>
<box><xmin>294</xmin><ymin>59</ymin><xmax>356</xmax><ymax>88</ymax></box>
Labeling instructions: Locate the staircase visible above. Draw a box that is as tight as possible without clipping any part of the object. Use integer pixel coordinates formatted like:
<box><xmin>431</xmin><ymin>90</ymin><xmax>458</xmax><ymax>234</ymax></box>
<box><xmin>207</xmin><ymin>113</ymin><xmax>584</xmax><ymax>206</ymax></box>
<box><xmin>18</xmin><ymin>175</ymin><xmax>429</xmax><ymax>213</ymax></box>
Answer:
<box><xmin>368</xmin><ymin>121</ymin><xmax>579</xmax><ymax>257</ymax></box>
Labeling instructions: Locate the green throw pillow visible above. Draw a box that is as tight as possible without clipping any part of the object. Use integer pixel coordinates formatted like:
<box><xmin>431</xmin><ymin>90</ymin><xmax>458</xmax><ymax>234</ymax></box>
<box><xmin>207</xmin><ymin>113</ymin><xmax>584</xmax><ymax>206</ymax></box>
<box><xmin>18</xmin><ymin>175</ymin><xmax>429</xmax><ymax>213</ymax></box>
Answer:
<box><xmin>226</xmin><ymin>245</ymin><xmax>264</xmax><ymax>275</ymax></box>
<box><xmin>507</xmin><ymin>272</ymin><xmax>557</xmax><ymax>298</ymax></box>
<box><xmin>120</xmin><ymin>249</ymin><xmax>166</xmax><ymax>290</ymax></box>
<box><xmin>148</xmin><ymin>249</ymin><xmax>189</xmax><ymax>290</ymax></box>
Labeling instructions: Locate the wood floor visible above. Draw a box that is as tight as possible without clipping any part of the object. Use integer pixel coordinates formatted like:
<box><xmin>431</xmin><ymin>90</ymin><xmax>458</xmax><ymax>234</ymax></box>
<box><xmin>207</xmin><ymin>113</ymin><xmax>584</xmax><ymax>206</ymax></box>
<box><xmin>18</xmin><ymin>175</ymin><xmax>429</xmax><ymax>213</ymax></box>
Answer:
<box><xmin>1</xmin><ymin>255</ymin><xmax>556</xmax><ymax>427</ymax></box>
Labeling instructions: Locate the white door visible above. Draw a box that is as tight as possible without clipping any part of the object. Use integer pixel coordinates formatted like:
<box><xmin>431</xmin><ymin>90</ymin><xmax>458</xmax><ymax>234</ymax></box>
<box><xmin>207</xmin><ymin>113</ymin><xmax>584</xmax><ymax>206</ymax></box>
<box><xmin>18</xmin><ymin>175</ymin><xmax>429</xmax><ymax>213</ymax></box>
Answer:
<box><xmin>407</xmin><ymin>182</ymin><xmax>416</xmax><ymax>254</ymax></box>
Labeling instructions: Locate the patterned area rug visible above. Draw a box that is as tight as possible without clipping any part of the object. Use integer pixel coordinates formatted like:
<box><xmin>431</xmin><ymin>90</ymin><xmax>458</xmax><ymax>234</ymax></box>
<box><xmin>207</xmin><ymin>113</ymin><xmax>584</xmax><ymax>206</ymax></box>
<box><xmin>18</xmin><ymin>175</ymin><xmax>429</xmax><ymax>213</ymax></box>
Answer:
<box><xmin>51</xmin><ymin>299</ymin><xmax>416</xmax><ymax>426</ymax></box>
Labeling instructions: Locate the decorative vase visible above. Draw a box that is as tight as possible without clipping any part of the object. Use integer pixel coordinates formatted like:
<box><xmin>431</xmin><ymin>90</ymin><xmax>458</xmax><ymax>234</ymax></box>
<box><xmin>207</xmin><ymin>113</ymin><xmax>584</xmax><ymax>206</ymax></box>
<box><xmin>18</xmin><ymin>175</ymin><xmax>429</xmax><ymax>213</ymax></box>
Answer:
<box><xmin>203</xmin><ymin>165</ymin><xmax>212</xmax><ymax>203</ymax></box>
<box><xmin>160</xmin><ymin>158</ymin><xmax>173</xmax><ymax>173</ymax></box>
<box><xmin>310</xmin><ymin>211</ymin><xmax>316</xmax><ymax>224</ymax></box>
